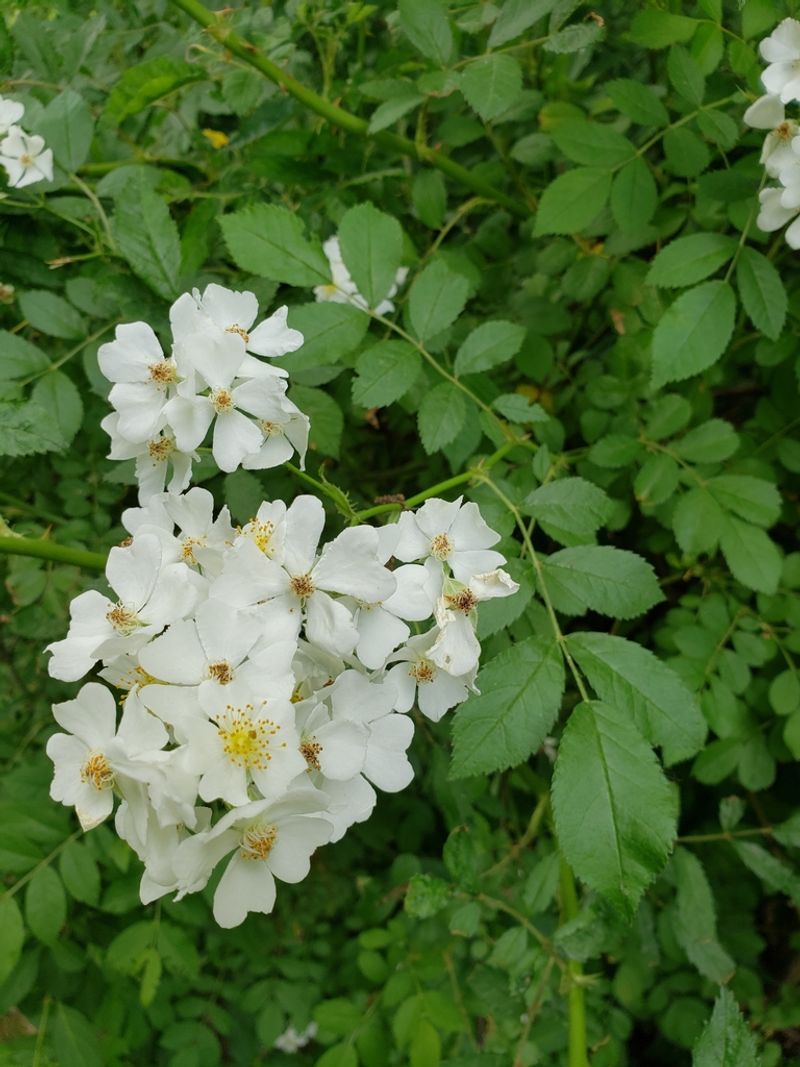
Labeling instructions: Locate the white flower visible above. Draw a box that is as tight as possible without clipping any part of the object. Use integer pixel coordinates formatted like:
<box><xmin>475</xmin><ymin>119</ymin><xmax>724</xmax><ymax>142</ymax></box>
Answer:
<box><xmin>46</xmin><ymin>533</ymin><xmax>202</xmax><ymax>681</ymax></box>
<box><xmin>387</xmin><ymin>630</ymin><xmax>477</xmax><ymax>721</ymax></box>
<box><xmin>241</xmin><ymin>390</ymin><xmax>310</xmax><ymax>472</ymax></box>
<box><xmin>743</xmin><ymin>95</ymin><xmax>799</xmax><ymax>176</ymax></box>
<box><xmin>274</xmin><ymin>1022</ymin><xmax>318</xmax><ymax>1053</ymax></box>
<box><xmin>294</xmin><ymin>699</ymin><xmax>370</xmax><ymax>781</ymax></box>
<box><xmin>0</xmin><ymin>126</ymin><xmax>53</xmax><ymax>188</ymax></box>
<box><xmin>756</xmin><ymin>186</ymin><xmax>800</xmax><ymax>247</ymax></box>
<box><xmin>394</xmin><ymin>497</ymin><xmax>506</xmax><ymax>582</ymax></box>
<box><xmin>173</xmin><ymin>787</ymin><xmax>333</xmax><ymax>927</ymax></box>
<box><xmin>0</xmin><ymin>96</ymin><xmax>25</xmax><ymax>136</ymax></box>
<box><xmin>760</xmin><ymin>18</ymin><xmax>800</xmax><ymax>103</ymax></box>
<box><xmin>98</xmin><ymin>323</ymin><xmax>178</xmax><ymax>443</ymax></box>
<box><xmin>47</xmin><ymin>682</ymin><xmax>168</xmax><ymax>831</ymax></box>
<box><xmin>116</xmin><ymin>796</ymin><xmax>210</xmax><ymax>904</ymax></box>
<box><xmin>314</xmin><ymin>236</ymin><xmax>408</xmax><ymax>316</ymax></box>
<box><xmin>123</xmin><ymin>487</ymin><xmax>234</xmax><ymax>575</ymax></box>
<box><xmin>429</xmin><ymin>570</ymin><xmax>520</xmax><ymax>676</ymax></box>
<box><xmin>170</xmin><ymin>283</ymin><xmax>303</xmax><ymax>368</ymax></box>
<box><xmin>164</xmin><ymin>331</ymin><xmax>305</xmax><ymax>473</ymax></box>
<box><xmin>101</xmin><ymin>414</ymin><xmax>195</xmax><ymax>504</ymax></box>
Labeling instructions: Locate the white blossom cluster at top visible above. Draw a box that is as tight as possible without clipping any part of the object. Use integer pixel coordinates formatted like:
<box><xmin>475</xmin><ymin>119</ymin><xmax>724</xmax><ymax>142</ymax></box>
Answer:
<box><xmin>747</xmin><ymin>18</ymin><xmax>800</xmax><ymax>246</ymax></box>
<box><xmin>0</xmin><ymin>95</ymin><xmax>53</xmax><ymax>189</ymax></box>
<box><xmin>99</xmin><ymin>284</ymin><xmax>309</xmax><ymax>500</ymax></box>
<box><xmin>46</xmin><ymin>281</ymin><xmax>518</xmax><ymax>927</ymax></box>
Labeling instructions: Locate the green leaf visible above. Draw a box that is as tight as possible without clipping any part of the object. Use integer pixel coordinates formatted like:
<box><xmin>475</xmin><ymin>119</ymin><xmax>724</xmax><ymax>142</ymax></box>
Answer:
<box><xmin>673</xmin><ymin>848</ymin><xmax>735</xmax><ymax>983</ymax></box>
<box><xmin>418</xmin><ymin>382</ymin><xmax>468</xmax><ymax>453</ymax></box>
<box><xmin>568</xmin><ymin>632</ymin><xmax>706</xmax><ymax>764</ymax></box>
<box><xmin>398</xmin><ymin>0</ymin><xmax>454</xmax><ymax>65</ymax></box>
<box><xmin>454</xmin><ymin>320</ymin><xmax>526</xmax><ymax>376</ymax></box>
<box><xmin>489</xmin><ymin>0</ymin><xmax>555</xmax><ymax>47</ymax></box>
<box><xmin>410</xmin><ymin>1018</ymin><xmax>441</xmax><ymax>1067</ymax></box>
<box><xmin>647</xmin><ymin>235</ymin><xmax>738</xmax><ymax>289</ymax></box>
<box><xmin>0</xmin><ymin>330</ymin><xmax>50</xmax><ymax>380</ymax></box>
<box><xmin>224</xmin><ymin>470</ymin><xmax>264</xmax><ymax>525</ymax></box>
<box><xmin>543</xmin><ymin>23</ymin><xmax>604</xmax><ymax>54</ymax></box>
<box><xmin>692</xmin><ymin>987</ymin><xmax>761</xmax><ymax>1067</ymax></box>
<box><xmin>629</xmin><ymin>10</ymin><xmax>698</xmax><ymax>47</ymax></box>
<box><xmin>112</xmin><ymin>177</ymin><xmax>180</xmax><ymax>299</ymax></box>
<box><xmin>534</xmin><ymin>168</ymin><xmax>612</xmax><ymax>236</ymax></box>
<box><xmin>634</xmin><ymin>454</ymin><xmax>679</xmax><ymax>506</ymax></box>
<box><xmin>37</xmin><ymin>89</ymin><xmax>94</xmax><ymax>172</ymax></box>
<box><xmin>719</xmin><ymin>517</ymin><xmax>781</xmax><ymax>595</ymax></box>
<box><xmin>104</xmin><ymin>56</ymin><xmax>206</xmax><ymax>124</ymax></box>
<box><xmin>25</xmin><ymin>864</ymin><xmax>66</xmax><ymax>944</ymax></box>
<box><xmin>552</xmin><ymin>701</ymin><xmax>677</xmax><ymax>918</ymax></box>
<box><xmin>493</xmin><ymin>393</ymin><xmax>548</xmax><ymax>424</ymax></box>
<box><xmin>338</xmin><ymin>202</ymin><xmax>404</xmax><ymax>310</ymax></box>
<box><xmin>667</xmin><ymin>45</ymin><xmax>705</xmax><ymax>105</ymax></box>
<box><xmin>736</xmin><ymin>246</ymin><xmax>787</xmax><ymax>341</ymax></box>
<box><xmin>460</xmin><ymin>55</ymin><xmax>523</xmax><ymax>122</ymax></box>
<box><xmin>651</xmin><ymin>281</ymin><xmax>736</xmax><ymax>387</ymax></box>
<box><xmin>0</xmin><ymin>897</ymin><xmax>24</xmax><ymax>985</ymax></box>
<box><xmin>450</xmin><ymin>637</ymin><xmax>565</xmax><ymax>779</ymax></box>
<box><xmin>289</xmin><ymin>385</ymin><xmax>343</xmax><ymax>458</ymax></box>
<box><xmin>0</xmin><ymin>401</ymin><xmax>65</xmax><ymax>457</ymax></box>
<box><xmin>524</xmin><ymin>477</ymin><xmax>611</xmax><ymax>546</ymax></box>
<box><xmin>706</xmin><ymin>475</ymin><xmax>781</xmax><ymax>528</ymax></box>
<box><xmin>732</xmin><ymin>841</ymin><xmax>800</xmax><ymax>905</ymax></box>
<box><xmin>405</xmin><ymin>873</ymin><xmax>452</xmax><ymax>918</ymax></box>
<box><xmin>31</xmin><ymin>371</ymin><xmax>83</xmax><ymax>446</ymax></box>
<box><xmin>17</xmin><ymin>289</ymin><xmax>85</xmax><ymax>339</ymax></box>
<box><xmin>317</xmin><ymin>1044</ymin><xmax>358</xmax><ymax>1067</ymax></box>
<box><xmin>218</xmin><ymin>204</ymin><xmax>329</xmax><ymax>287</ymax></box>
<box><xmin>284</xmin><ymin>303</ymin><xmax>369</xmax><ymax>371</ymax></box>
<box><xmin>51</xmin><ymin>1003</ymin><xmax>104</xmax><ymax>1067</ymax></box>
<box><xmin>59</xmin><ymin>840</ymin><xmax>100</xmax><ymax>906</ymax></box>
<box><xmin>664</xmin><ymin>126</ymin><xmax>710</xmax><ymax>177</ymax></box>
<box><xmin>352</xmin><ymin>341</ymin><xmax>422</xmax><ymax>407</ymax></box>
<box><xmin>674</xmin><ymin>419</ymin><xmax>739</xmax><ymax>463</ymax></box>
<box><xmin>412</xmin><ymin>170</ymin><xmax>447</xmax><ymax>229</ymax></box>
<box><xmin>550</xmin><ymin>120</ymin><xmax>635</xmax><ymax>167</ymax></box>
<box><xmin>409</xmin><ymin>260</ymin><xmax>469</xmax><ymax>341</ymax></box>
<box><xmin>368</xmin><ymin>92</ymin><xmax>424</xmax><ymax>133</ymax></box>
<box><xmin>607</xmin><ymin>78</ymin><xmax>669</xmax><ymax>126</ymax></box>
<box><xmin>673</xmin><ymin>487</ymin><xmax>726</xmax><ymax>555</ymax></box>
<box><xmin>539</xmin><ymin>545</ymin><xmax>664</xmax><ymax>620</ymax></box>
<box><xmin>611</xmin><ymin>158</ymin><xmax>658</xmax><ymax>230</ymax></box>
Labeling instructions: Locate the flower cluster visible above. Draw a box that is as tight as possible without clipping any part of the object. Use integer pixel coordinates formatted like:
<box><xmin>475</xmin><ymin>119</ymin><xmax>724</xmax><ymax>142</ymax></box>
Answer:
<box><xmin>313</xmin><ymin>236</ymin><xmax>408</xmax><ymax>315</ymax></box>
<box><xmin>99</xmin><ymin>284</ymin><xmax>309</xmax><ymax>501</ymax></box>
<box><xmin>746</xmin><ymin>18</ymin><xmax>800</xmax><ymax>247</ymax></box>
<box><xmin>0</xmin><ymin>95</ymin><xmax>53</xmax><ymax>189</ymax></box>
<box><xmin>46</xmin><ymin>487</ymin><xmax>517</xmax><ymax>926</ymax></box>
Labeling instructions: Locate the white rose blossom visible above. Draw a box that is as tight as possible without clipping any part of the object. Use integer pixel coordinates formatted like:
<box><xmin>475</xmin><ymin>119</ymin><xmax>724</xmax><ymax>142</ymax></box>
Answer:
<box><xmin>46</xmin><ymin>269</ymin><xmax>521</xmax><ymax>925</ymax></box>
<box><xmin>0</xmin><ymin>124</ymin><xmax>53</xmax><ymax>188</ymax></box>
<box><xmin>314</xmin><ymin>236</ymin><xmax>408</xmax><ymax>315</ymax></box>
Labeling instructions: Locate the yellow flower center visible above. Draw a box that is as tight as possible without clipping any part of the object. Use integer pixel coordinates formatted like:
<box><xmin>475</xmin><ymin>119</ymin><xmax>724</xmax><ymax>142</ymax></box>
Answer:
<box><xmin>300</xmin><ymin>737</ymin><xmax>323</xmax><ymax>770</ymax></box>
<box><xmin>290</xmin><ymin>574</ymin><xmax>315</xmax><ymax>599</ymax></box>
<box><xmin>217</xmin><ymin>704</ymin><xmax>283</xmax><ymax>770</ymax></box>
<box><xmin>106</xmin><ymin>602</ymin><xmax>140</xmax><ymax>635</ymax></box>
<box><xmin>211</xmin><ymin>388</ymin><xmax>234</xmax><ymax>414</ymax></box>
<box><xmin>19</xmin><ymin>152</ymin><xmax>33</xmax><ymax>166</ymax></box>
<box><xmin>260</xmin><ymin>420</ymin><xmax>284</xmax><ymax>437</ymax></box>
<box><xmin>225</xmin><ymin>324</ymin><xmax>250</xmax><ymax>344</ymax></box>
<box><xmin>430</xmin><ymin>533</ymin><xmax>453</xmax><ymax>561</ymax></box>
<box><xmin>409</xmin><ymin>659</ymin><xmax>436</xmax><ymax>683</ymax></box>
<box><xmin>147</xmin><ymin>435</ymin><xmax>174</xmax><ymax>461</ymax></box>
<box><xmin>148</xmin><ymin>361</ymin><xmax>178</xmax><ymax>385</ymax></box>
<box><xmin>80</xmin><ymin>752</ymin><xmax>114</xmax><ymax>791</ymax></box>
<box><xmin>180</xmin><ymin>535</ymin><xmax>206</xmax><ymax>564</ymax></box>
<box><xmin>208</xmin><ymin>660</ymin><xmax>234</xmax><ymax>685</ymax></box>
<box><xmin>246</xmin><ymin>518</ymin><xmax>275</xmax><ymax>555</ymax></box>
<box><xmin>240</xmin><ymin>823</ymin><xmax>277</xmax><ymax>861</ymax></box>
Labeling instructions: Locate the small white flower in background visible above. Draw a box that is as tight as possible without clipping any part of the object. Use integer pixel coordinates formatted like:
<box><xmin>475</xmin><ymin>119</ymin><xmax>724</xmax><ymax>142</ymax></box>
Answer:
<box><xmin>0</xmin><ymin>95</ymin><xmax>25</xmax><ymax>135</ymax></box>
<box><xmin>274</xmin><ymin>1022</ymin><xmax>318</xmax><ymax>1053</ymax></box>
<box><xmin>314</xmin><ymin>236</ymin><xmax>408</xmax><ymax>315</ymax></box>
<box><xmin>759</xmin><ymin>18</ymin><xmax>800</xmax><ymax>102</ymax></box>
<box><xmin>101</xmin><ymin>414</ymin><xmax>196</xmax><ymax>505</ymax></box>
<box><xmin>0</xmin><ymin>125</ymin><xmax>53</xmax><ymax>188</ymax></box>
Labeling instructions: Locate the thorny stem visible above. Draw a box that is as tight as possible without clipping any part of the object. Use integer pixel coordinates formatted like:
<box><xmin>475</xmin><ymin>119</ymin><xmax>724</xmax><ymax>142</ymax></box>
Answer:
<box><xmin>168</xmin><ymin>0</ymin><xmax>526</xmax><ymax>218</ymax></box>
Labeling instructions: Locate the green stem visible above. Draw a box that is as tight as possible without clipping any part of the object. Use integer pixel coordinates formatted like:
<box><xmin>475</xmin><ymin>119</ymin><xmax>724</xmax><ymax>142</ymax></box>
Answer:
<box><xmin>352</xmin><ymin>439</ymin><xmax>520</xmax><ymax>521</ymax></box>
<box><xmin>0</xmin><ymin>535</ymin><xmax>106</xmax><ymax>572</ymax></box>
<box><xmin>284</xmin><ymin>463</ymin><xmax>358</xmax><ymax>521</ymax></box>
<box><xmin>677</xmin><ymin>826</ymin><xmax>773</xmax><ymax>844</ymax></box>
<box><xmin>168</xmin><ymin>0</ymin><xmax>526</xmax><ymax>218</ymax></box>
<box><xmin>0</xmin><ymin>830</ymin><xmax>82</xmax><ymax>902</ymax></box>
<box><xmin>560</xmin><ymin>859</ymin><xmax>589</xmax><ymax>1067</ymax></box>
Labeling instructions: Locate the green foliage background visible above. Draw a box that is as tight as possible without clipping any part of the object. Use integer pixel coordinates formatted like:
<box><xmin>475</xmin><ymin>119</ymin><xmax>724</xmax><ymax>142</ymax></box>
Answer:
<box><xmin>0</xmin><ymin>0</ymin><xmax>798</xmax><ymax>1064</ymax></box>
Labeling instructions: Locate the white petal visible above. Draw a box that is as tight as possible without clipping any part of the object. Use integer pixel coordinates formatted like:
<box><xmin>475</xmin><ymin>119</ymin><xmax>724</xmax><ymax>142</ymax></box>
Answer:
<box><xmin>743</xmin><ymin>94</ymin><xmax>785</xmax><ymax>129</ymax></box>
<box><xmin>106</xmin><ymin>534</ymin><xmax>161</xmax><ymax>609</ymax></box>
<box><xmin>315</xmin><ymin>719</ymin><xmax>369</xmax><ymax>780</ymax></box>
<box><xmin>200</xmin><ymin>283</ymin><xmax>258</xmax><ymax>332</ymax></box>
<box><xmin>363</xmin><ymin>714</ymin><xmax>415</xmax><ymax>792</ymax></box>
<box><xmin>247</xmin><ymin>305</ymin><xmax>304</xmax><ymax>357</ymax></box>
<box><xmin>267</xmin><ymin>816</ymin><xmax>332</xmax><ymax>883</ymax></box>
<box><xmin>212</xmin><ymin>409</ymin><xmax>263</xmax><ymax>473</ymax></box>
<box><xmin>213</xmin><ymin>854</ymin><xmax>276</xmax><ymax>927</ymax></box>
<box><xmin>139</xmin><ymin>620</ymin><xmax>207</xmax><ymax>684</ymax></box>
<box><xmin>52</xmin><ymin>682</ymin><xmax>117</xmax><ymax>747</ymax></box>
<box><xmin>313</xmin><ymin>526</ymin><xmax>396</xmax><ymax>601</ymax></box>
<box><xmin>305</xmin><ymin>591</ymin><xmax>359</xmax><ymax>655</ymax></box>
<box><xmin>355</xmin><ymin>605</ymin><xmax>409</xmax><ymax>670</ymax></box>
<box><xmin>284</xmin><ymin>495</ymin><xmax>325</xmax><ymax>575</ymax></box>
